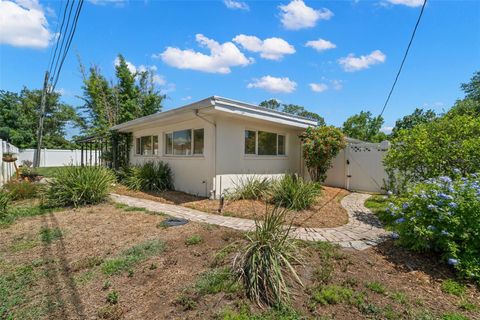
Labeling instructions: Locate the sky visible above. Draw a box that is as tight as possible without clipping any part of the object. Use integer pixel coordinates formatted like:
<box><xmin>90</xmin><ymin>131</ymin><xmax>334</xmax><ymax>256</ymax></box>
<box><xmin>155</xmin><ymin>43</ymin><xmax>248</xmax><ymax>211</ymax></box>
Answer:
<box><xmin>0</xmin><ymin>0</ymin><xmax>479</xmax><ymax>137</ymax></box>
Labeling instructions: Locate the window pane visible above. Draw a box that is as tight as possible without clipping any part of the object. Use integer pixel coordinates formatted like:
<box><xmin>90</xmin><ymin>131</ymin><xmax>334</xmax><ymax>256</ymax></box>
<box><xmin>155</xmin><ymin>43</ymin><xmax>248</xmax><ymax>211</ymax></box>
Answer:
<box><xmin>258</xmin><ymin>131</ymin><xmax>277</xmax><ymax>155</ymax></box>
<box><xmin>153</xmin><ymin>136</ymin><xmax>158</xmax><ymax>155</ymax></box>
<box><xmin>278</xmin><ymin>135</ymin><xmax>285</xmax><ymax>155</ymax></box>
<box><xmin>173</xmin><ymin>129</ymin><xmax>192</xmax><ymax>155</ymax></box>
<box><xmin>136</xmin><ymin>138</ymin><xmax>140</xmax><ymax>154</ymax></box>
<box><xmin>141</xmin><ymin>136</ymin><xmax>152</xmax><ymax>155</ymax></box>
<box><xmin>245</xmin><ymin>130</ymin><xmax>256</xmax><ymax>154</ymax></box>
<box><xmin>165</xmin><ymin>133</ymin><xmax>173</xmax><ymax>154</ymax></box>
<box><xmin>193</xmin><ymin>129</ymin><xmax>204</xmax><ymax>155</ymax></box>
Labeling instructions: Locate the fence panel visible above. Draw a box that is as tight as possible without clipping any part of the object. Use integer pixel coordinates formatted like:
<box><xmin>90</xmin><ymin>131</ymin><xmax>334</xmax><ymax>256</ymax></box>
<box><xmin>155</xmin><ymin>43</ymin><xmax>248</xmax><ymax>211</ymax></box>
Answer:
<box><xmin>0</xmin><ymin>140</ymin><xmax>19</xmax><ymax>186</ymax></box>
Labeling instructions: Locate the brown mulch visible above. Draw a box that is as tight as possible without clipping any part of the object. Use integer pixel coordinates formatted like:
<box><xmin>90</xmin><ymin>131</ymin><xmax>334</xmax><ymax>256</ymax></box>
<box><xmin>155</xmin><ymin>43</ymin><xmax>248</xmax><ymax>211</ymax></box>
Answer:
<box><xmin>114</xmin><ymin>185</ymin><xmax>350</xmax><ymax>228</ymax></box>
<box><xmin>0</xmin><ymin>203</ymin><xmax>479</xmax><ymax>319</ymax></box>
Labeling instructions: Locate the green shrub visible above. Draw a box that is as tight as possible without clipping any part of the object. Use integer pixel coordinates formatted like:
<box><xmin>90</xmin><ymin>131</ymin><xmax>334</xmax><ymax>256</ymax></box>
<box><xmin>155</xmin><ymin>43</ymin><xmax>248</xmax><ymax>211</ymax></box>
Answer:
<box><xmin>106</xmin><ymin>291</ymin><xmax>119</xmax><ymax>304</ymax></box>
<box><xmin>122</xmin><ymin>161</ymin><xmax>173</xmax><ymax>192</ymax></box>
<box><xmin>387</xmin><ymin>173</ymin><xmax>480</xmax><ymax>282</ymax></box>
<box><xmin>195</xmin><ymin>267</ymin><xmax>240</xmax><ymax>295</ymax></box>
<box><xmin>311</xmin><ymin>284</ymin><xmax>353</xmax><ymax>305</ymax></box>
<box><xmin>365</xmin><ymin>281</ymin><xmax>386</xmax><ymax>294</ymax></box>
<box><xmin>269</xmin><ymin>175</ymin><xmax>321</xmax><ymax>210</ymax></box>
<box><xmin>3</xmin><ymin>180</ymin><xmax>39</xmax><ymax>200</ymax></box>
<box><xmin>228</xmin><ymin>175</ymin><xmax>271</xmax><ymax>200</ymax></box>
<box><xmin>384</xmin><ymin>114</ymin><xmax>480</xmax><ymax>193</ymax></box>
<box><xmin>46</xmin><ymin>166</ymin><xmax>115</xmax><ymax>207</ymax></box>
<box><xmin>441</xmin><ymin>279</ymin><xmax>465</xmax><ymax>297</ymax></box>
<box><xmin>237</xmin><ymin>206</ymin><xmax>302</xmax><ymax>307</ymax></box>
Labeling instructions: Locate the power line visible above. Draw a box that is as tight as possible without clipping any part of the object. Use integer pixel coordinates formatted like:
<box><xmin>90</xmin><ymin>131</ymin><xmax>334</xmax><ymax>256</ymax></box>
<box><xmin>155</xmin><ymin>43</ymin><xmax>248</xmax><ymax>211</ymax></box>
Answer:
<box><xmin>378</xmin><ymin>0</ymin><xmax>428</xmax><ymax>118</ymax></box>
<box><xmin>49</xmin><ymin>0</ymin><xmax>75</xmax><ymax>84</ymax></box>
<box><xmin>51</xmin><ymin>0</ymin><xmax>84</xmax><ymax>92</ymax></box>
<box><xmin>47</xmin><ymin>0</ymin><xmax>66</xmax><ymax>75</ymax></box>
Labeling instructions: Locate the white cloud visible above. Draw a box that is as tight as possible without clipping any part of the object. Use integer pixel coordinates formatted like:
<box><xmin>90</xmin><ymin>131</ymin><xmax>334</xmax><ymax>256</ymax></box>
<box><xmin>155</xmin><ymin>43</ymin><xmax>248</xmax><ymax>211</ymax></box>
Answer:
<box><xmin>233</xmin><ymin>34</ymin><xmax>295</xmax><ymax>60</ymax></box>
<box><xmin>181</xmin><ymin>96</ymin><xmax>192</xmax><ymax>101</ymax></box>
<box><xmin>386</xmin><ymin>0</ymin><xmax>424</xmax><ymax>7</ymax></box>
<box><xmin>338</xmin><ymin>50</ymin><xmax>386</xmax><ymax>72</ymax></box>
<box><xmin>0</xmin><ymin>0</ymin><xmax>54</xmax><ymax>48</ymax></box>
<box><xmin>114</xmin><ymin>57</ymin><xmax>137</xmax><ymax>73</ymax></box>
<box><xmin>279</xmin><ymin>0</ymin><xmax>333</xmax><ymax>30</ymax></box>
<box><xmin>305</xmin><ymin>38</ymin><xmax>336</xmax><ymax>52</ymax></box>
<box><xmin>223</xmin><ymin>0</ymin><xmax>249</xmax><ymax>10</ymax></box>
<box><xmin>155</xmin><ymin>34</ymin><xmax>253</xmax><ymax>74</ymax></box>
<box><xmin>381</xmin><ymin>126</ymin><xmax>393</xmax><ymax>134</ymax></box>
<box><xmin>309</xmin><ymin>83</ymin><xmax>328</xmax><ymax>93</ymax></box>
<box><xmin>331</xmin><ymin>79</ymin><xmax>343</xmax><ymax>90</ymax></box>
<box><xmin>247</xmin><ymin>75</ymin><xmax>297</xmax><ymax>93</ymax></box>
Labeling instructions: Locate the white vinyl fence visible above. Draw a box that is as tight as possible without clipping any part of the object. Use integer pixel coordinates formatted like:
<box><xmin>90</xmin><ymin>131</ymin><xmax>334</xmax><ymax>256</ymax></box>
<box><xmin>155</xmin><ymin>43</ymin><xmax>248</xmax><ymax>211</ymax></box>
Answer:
<box><xmin>0</xmin><ymin>140</ymin><xmax>19</xmax><ymax>186</ymax></box>
<box><xmin>323</xmin><ymin>141</ymin><xmax>390</xmax><ymax>194</ymax></box>
<box><xmin>18</xmin><ymin>148</ymin><xmax>100</xmax><ymax>167</ymax></box>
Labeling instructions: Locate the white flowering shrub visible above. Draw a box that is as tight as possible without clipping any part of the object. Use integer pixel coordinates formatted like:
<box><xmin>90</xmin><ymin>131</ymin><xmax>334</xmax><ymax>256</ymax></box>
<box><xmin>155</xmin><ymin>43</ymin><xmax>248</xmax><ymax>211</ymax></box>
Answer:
<box><xmin>387</xmin><ymin>172</ymin><xmax>480</xmax><ymax>283</ymax></box>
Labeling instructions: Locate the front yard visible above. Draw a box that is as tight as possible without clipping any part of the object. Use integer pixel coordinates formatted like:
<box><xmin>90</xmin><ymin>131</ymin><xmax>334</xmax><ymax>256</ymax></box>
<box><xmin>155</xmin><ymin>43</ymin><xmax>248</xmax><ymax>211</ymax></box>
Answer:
<box><xmin>1</xmin><ymin>198</ymin><xmax>478</xmax><ymax>319</ymax></box>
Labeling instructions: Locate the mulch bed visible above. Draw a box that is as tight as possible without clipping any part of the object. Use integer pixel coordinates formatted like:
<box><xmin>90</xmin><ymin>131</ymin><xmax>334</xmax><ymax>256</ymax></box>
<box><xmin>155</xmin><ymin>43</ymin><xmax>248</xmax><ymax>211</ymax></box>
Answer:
<box><xmin>114</xmin><ymin>185</ymin><xmax>350</xmax><ymax>228</ymax></box>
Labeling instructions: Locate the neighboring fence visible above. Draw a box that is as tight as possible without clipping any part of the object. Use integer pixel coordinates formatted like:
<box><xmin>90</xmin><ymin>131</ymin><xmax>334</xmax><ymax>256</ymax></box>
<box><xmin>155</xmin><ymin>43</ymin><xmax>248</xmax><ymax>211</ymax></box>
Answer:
<box><xmin>18</xmin><ymin>148</ymin><xmax>101</xmax><ymax>167</ymax></box>
<box><xmin>0</xmin><ymin>139</ymin><xmax>19</xmax><ymax>186</ymax></box>
<box><xmin>323</xmin><ymin>141</ymin><xmax>390</xmax><ymax>194</ymax></box>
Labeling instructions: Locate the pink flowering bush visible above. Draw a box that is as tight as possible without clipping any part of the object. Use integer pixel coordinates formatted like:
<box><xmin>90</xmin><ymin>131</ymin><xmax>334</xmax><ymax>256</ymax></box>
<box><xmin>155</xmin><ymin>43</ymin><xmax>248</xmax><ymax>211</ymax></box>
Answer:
<box><xmin>387</xmin><ymin>172</ymin><xmax>480</xmax><ymax>282</ymax></box>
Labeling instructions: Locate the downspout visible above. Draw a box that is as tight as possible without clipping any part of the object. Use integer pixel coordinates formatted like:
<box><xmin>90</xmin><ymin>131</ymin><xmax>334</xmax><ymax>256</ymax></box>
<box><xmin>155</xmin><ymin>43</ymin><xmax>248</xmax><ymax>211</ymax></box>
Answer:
<box><xmin>194</xmin><ymin>109</ymin><xmax>217</xmax><ymax>198</ymax></box>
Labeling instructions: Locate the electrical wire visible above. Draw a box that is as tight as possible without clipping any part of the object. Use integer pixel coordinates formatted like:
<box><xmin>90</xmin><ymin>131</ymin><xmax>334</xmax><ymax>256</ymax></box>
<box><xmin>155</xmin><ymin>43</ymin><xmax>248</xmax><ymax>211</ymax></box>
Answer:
<box><xmin>379</xmin><ymin>0</ymin><xmax>428</xmax><ymax>118</ymax></box>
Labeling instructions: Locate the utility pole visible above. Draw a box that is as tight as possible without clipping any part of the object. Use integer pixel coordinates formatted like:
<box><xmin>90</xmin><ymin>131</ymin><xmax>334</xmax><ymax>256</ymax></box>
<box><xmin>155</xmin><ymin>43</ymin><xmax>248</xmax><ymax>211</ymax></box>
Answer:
<box><xmin>33</xmin><ymin>71</ymin><xmax>49</xmax><ymax>168</ymax></box>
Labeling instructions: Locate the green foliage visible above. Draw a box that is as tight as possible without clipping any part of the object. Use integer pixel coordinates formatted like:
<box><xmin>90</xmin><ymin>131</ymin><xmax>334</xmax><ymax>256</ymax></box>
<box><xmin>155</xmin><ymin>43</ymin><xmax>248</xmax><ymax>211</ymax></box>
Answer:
<box><xmin>106</xmin><ymin>291</ymin><xmax>119</xmax><ymax>305</ymax></box>
<box><xmin>185</xmin><ymin>235</ymin><xmax>203</xmax><ymax>246</ymax></box>
<box><xmin>195</xmin><ymin>267</ymin><xmax>240</xmax><ymax>295</ymax></box>
<box><xmin>0</xmin><ymin>191</ymin><xmax>9</xmax><ymax>215</ymax></box>
<box><xmin>311</xmin><ymin>285</ymin><xmax>353</xmax><ymax>305</ymax></box>
<box><xmin>237</xmin><ymin>206</ymin><xmax>302</xmax><ymax>307</ymax></box>
<box><xmin>80</xmin><ymin>54</ymin><xmax>165</xmax><ymax>136</ymax></box>
<box><xmin>258</xmin><ymin>99</ymin><xmax>325</xmax><ymax>125</ymax></box>
<box><xmin>342</xmin><ymin>111</ymin><xmax>387</xmax><ymax>142</ymax></box>
<box><xmin>3</xmin><ymin>180</ymin><xmax>40</xmax><ymax>200</ymax></box>
<box><xmin>300</xmin><ymin>126</ymin><xmax>346</xmax><ymax>182</ymax></box>
<box><xmin>0</xmin><ymin>88</ymin><xmax>80</xmax><ymax>149</ymax></box>
<box><xmin>384</xmin><ymin>114</ymin><xmax>480</xmax><ymax>191</ymax></box>
<box><xmin>365</xmin><ymin>281</ymin><xmax>386</xmax><ymax>294</ymax></box>
<box><xmin>39</xmin><ymin>227</ymin><xmax>63</xmax><ymax>243</ymax></box>
<box><xmin>121</xmin><ymin>161</ymin><xmax>173</xmax><ymax>192</ymax></box>
<box><xmin>391</xmin><ymin>108</ymin><xmax>437</xmax><ymax>138</ymax></box>
<box><xmin>101</xmin><ymin>239</ymin><xmax>166</xmax><ymax>275</ymax></box>
<box><xmin>270</xmin><ymin>174</ymin><xmax>321</xmax><ymax>210</ymax></box>
<box><xmin>228</xmin><ymin>175</ymin><xmax>271</xmax><ymax>200</ymax></box>
<box><xmin>441</xmin><ymin>279</ymin><xmax>465</xmax><ymax>297</ymax></box>
<box><xmin>220</xmin><ymin>305</ymin><xmax>301</xmax><ymax>320</ymax></box>
<box><xmin>0</xmin><ymin>204</ymin><xmax>55</xmax><ymax>227</ymax></box>
<box><xmin>386</xmin><ymin>173</ymin><xmax>480</xmax><ymax>282</ymax></box>
<box><xmin>46</xmin><ymin>166</ymin><xmax>116</xmax><ymax>207</ymax></box>
<box><xmin>461</xmin><ymin>70</ymin><xmax>480</xmax><ymax>102</ymax></box>
<box><xmin>441</xmin><ymin>313</ymin><xmax>470</xmax><ymax>320</ymax></box>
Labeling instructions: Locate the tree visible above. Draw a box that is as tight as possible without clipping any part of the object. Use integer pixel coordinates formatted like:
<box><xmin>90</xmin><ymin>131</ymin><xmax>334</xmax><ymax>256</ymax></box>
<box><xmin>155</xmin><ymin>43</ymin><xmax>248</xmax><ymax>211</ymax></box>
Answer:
<box><xmin>259</xmin><ymin>100</ymin><xmax>325</xmax><ymax>125</ymax></box>
<box><xmin>342</xmin><ymin>111</ymin><xmax>387</xmax><ymax>142</ymax></box>
<box><xmin>299</xmin><ymin>126</ymin><xmax>346</xmax><ymax>182</ymax></box>
<box><xmin>384</xmin><ymin>114</ymin><xmax>480</xmax><ymax>192</ymax></box>
<box><xmin>461</xmin><ymin>70</ymin><xmax>480</xmax><ymax>102</ymax></box>
<box><xmin>0</xmin><ymin>88</ymin><xmax>80</xmax><ymax>149</ymax></box>
<box><xmin>79</xmin><ymin>54</ymin><xmax>165</xmax><ymax>136</ymax></box>
<box><xmin>259</xmin><ymin>99</ymin><xmax>281</xmax><ymax>110</ymax></box>
<box><xmin>391</xmin><ymin>108</ymin><xmax>437</xmax><ymax>138</ymax></box>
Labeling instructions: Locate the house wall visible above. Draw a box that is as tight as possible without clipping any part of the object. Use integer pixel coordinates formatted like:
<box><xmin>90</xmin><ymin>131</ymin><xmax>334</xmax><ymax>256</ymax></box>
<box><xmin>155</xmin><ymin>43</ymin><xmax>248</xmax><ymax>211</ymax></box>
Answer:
<box><xmin>213</xmin><ymin>115</ymin><xmax>304</xmax><ymax>196</ymax></box>
<box><xmin>129</xmin><ymin>117</ymin><xmax>215</xmax><ymax>197</ymax></box>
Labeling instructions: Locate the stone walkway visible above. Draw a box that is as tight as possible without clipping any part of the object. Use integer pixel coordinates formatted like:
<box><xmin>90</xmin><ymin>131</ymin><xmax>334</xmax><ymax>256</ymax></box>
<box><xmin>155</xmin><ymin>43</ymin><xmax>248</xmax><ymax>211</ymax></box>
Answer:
<box><xmin>110</xmin><ymin>192</ymin><xmax>390</xmax><ymax>250</ymax></box>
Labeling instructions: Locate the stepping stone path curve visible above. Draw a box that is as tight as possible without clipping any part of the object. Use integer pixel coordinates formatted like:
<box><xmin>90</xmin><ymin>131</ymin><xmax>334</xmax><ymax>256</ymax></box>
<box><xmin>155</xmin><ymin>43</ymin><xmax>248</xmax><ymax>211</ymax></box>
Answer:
<box><xmin>110</xmin><ymin>192</ymin><xmax>391</xmax><ymax>250</ymax></box>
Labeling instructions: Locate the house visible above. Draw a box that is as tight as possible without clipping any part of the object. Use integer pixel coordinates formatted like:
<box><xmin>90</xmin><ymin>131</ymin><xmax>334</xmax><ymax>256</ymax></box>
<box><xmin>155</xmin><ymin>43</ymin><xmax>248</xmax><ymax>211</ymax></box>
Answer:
<box><xmin>111</xmin><ymin>96</ymin><xmax>317</xmax><ymax>198</ymax></box>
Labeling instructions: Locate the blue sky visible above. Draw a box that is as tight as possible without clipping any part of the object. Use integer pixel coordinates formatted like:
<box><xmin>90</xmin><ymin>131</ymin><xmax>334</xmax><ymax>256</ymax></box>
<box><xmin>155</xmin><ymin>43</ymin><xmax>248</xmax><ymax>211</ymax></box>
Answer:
<box><xmin>1</xmin><ymin>0</ymin><xmax>479</xmax><ymax>137</ymax></box>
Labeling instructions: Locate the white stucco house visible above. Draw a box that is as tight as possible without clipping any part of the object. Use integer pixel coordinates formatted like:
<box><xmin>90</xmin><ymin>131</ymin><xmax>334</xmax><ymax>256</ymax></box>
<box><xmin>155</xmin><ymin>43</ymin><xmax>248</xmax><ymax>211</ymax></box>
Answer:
<box><xmin>111</xmin><ymin>96</ymin><xmax>317</xmax><ymax>198</ymax></box>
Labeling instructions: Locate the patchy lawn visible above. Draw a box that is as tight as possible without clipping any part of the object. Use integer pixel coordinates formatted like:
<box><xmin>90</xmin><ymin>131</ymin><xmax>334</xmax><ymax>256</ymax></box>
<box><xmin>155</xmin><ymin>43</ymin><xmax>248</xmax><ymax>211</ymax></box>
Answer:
<box><xmin>0</xmin><ymin>200</ymin><xmax>478</xmax><ymax>319</ymax></box>
<box><xmin>114</xmin><ymin>186</ymin><xmax>350</xmax><ymax>228</ymax></box>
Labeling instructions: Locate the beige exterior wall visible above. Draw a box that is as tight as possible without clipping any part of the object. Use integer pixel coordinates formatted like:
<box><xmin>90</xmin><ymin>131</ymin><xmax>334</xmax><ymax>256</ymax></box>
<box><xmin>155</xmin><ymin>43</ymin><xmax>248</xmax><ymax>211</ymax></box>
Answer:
<box><xmin>128</xmin><ymin>112</ymin><xmax>305</xmax><ymax>198</ymax></box>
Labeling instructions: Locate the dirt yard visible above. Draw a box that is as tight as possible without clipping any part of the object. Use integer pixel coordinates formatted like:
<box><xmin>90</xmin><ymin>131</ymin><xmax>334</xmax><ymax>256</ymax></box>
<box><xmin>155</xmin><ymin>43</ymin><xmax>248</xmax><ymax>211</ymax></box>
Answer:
<box><xmin>113</xmin><ymin>186</ymin><xmax>350</xmax><ymax>228</ymax></box>
<box><xmin>1</xmin><ymin>201</ymin><xmax>479</xmax><ymax>320</ymax></box>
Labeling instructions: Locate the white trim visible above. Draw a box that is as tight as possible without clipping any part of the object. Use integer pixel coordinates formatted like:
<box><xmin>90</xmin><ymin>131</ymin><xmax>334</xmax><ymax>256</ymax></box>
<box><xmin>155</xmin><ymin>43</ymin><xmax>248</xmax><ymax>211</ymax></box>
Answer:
<box><xmin>163</xmin><ymin>127</ymin><xmax>205</xmax><ymax>157</ymax></box>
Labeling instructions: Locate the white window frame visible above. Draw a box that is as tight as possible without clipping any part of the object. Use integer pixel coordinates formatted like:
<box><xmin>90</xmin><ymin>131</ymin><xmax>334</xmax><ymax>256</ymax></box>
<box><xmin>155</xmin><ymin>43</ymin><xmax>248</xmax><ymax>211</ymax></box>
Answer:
<box><xmin>135</xmin><ymin>135</ymin><xmax>158</xmax><ymax>156</ymax></box>
<box><xmin>244</xmin><ymin>129</ymin><xmax>287</xmax><ymax>157</ymax></box>
<box><xmin>164</xmin><ymin>128</ymin><xmax>204</xmax><ymax>157</ymax></box>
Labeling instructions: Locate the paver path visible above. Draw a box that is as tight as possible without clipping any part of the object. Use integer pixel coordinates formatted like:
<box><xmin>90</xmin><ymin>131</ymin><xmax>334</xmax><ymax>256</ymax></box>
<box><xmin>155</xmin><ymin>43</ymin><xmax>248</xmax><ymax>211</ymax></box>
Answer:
<box><xmin>110</xmin><ymin>193</ymin><xmax>391</xmax><ymax>250</ymax></box>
